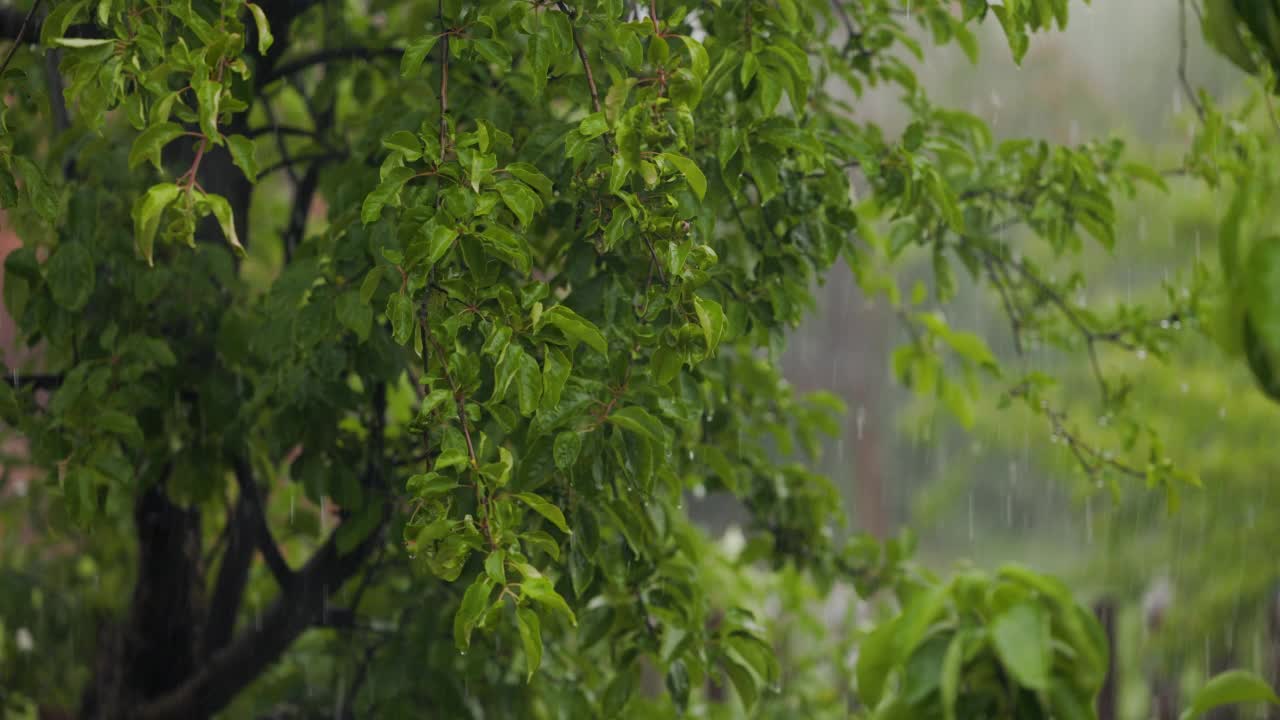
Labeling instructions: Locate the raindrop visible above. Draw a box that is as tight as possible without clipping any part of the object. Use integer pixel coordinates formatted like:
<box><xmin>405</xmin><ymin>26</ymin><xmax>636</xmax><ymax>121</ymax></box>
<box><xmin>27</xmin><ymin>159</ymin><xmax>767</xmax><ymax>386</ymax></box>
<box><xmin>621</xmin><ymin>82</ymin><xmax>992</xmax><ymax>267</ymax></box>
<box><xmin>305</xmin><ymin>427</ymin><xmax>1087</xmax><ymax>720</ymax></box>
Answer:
<box><xmin>1219</xmin><ymin>406</ymin><xmax>1227</xmax><ymax>419</ymax></box>
<box><xmin>855</xmin><ymin>406</ymin><xmax>866</xmax><ymax>440</ymax></box>
<box><xmin>1180</xmin><ymin>382</ymin><xmax>1189</xmax><ymax>394</ymax></box>
<box><xmin>1136</xmin><ymin>348</ymin><xmax>1148</xmax><ymax>360</ymax></box>
<box><xmin>1160</xmin><ymin>319</ymin><xmax>1170</xmax><ymax>329</ymax></box>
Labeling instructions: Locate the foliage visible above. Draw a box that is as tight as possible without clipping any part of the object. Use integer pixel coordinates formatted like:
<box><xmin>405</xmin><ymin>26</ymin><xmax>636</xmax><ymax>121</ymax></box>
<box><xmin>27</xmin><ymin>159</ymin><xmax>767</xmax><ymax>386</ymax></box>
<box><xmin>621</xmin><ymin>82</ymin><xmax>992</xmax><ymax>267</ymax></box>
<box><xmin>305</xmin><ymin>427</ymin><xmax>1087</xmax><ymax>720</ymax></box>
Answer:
<box><xmin>853</xmin><ymin>564</ymin><xmax>1107</xmax><ymax>720</ymax></box>
<box><xmin>0</xmin><ymin>0</ymin><xmax>1277</xmax><ymax>717</ymax></box>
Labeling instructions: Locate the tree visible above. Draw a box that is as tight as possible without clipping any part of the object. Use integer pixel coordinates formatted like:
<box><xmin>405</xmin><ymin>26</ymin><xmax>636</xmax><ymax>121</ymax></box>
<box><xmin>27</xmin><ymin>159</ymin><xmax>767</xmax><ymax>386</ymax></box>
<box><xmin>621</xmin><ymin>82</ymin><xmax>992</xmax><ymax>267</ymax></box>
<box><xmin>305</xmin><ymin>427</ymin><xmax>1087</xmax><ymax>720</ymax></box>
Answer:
<box><xmin>0</xmin><ymin>0</ymin><xmax>1274</xmax><ymax>718</ymax></box>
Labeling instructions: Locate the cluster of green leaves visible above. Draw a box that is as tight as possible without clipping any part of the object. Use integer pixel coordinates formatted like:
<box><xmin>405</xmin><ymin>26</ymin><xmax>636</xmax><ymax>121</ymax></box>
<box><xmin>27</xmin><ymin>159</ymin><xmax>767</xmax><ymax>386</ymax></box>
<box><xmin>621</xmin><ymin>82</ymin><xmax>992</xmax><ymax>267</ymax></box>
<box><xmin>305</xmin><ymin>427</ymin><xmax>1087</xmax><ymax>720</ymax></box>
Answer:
<box><xmin>855</xmin><ymin>564</ymin><xmax>1107</xmax><ymax>720</ymax></box>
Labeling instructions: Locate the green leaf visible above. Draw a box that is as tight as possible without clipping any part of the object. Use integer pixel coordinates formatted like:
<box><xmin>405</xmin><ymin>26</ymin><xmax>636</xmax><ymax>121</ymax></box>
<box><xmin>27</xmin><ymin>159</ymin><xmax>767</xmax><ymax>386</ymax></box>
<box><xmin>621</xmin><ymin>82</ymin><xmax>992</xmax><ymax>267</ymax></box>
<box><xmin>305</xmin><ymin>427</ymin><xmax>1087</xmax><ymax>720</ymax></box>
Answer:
<box><xmin>604</xmin><ymin>667</ymin><xmax>638</xmax><ymax>715</ymax></box>
<box><xmin>454</xmin><ymin>576</ymin><xmax>495</xmax><ymax>650</ymax></box>
<box><xmin>940</xmin><ymin>630</ymin><xmax>970</xmax><ymax>720</ymax></box>
<box><xmin>336</xmin><ymin>290</ymin><xmax>373</xmax><ymax>341</ymax></box>
<box><xmin>514</xmin><ymin>492</ymin><xmax>571</xmax><ymax>534</ymax></box>
<box><xmin>362</xmin><ymin>166</ymin><xmax>417</xmax><ymax>224</ymax></box>
<box><xmin>516</xmin><ymin>607</ymin><xmax>543</xmax><ymax>681</ymax></box>
<box><xmin>387</xmin><ymin>292</ymin><xmax>416</xmax><ymax>346</ymax></box>
<box><xmin>515</xmin><ymin>350</ymin><xmax>543</xmax><ymax>416</ymax></box>
<box><xmin>679</xmin><ymin>36</ymin><xmax>709</xmax><ymax>80</ymax></box>
<box><xmin>521</xmin><ymin>575</ymin><xmax>576</xmax><ymax>626</ymax></box>
<box><xmin>485</xmin><ymin>549</ymin><xmax>507</xmax><ymax>585</ymax></box>
<box><xmin>553</xmin><ymin>431</ymin><xmax>581</xmax><ymax>469</ymax></box>
<box><xmin>541</xmin><ymin>346</ymin><xmax>571</xmax><ymax>409</ymax></box>
<box><xmin>693</xmin><ymin>295</ymin><xmax>727</xmax><ymax>355</ymax></box>
<box><xmin>225</xmin><ymin>134</ymin><xmax>259</xmax><ymax>182</ymax></box>
<box><xmin>246</xmin><ymin>2</ymin><xmax>273</xmax><ymax>54</ymax></box>
<box><xmin>473</xmin><ymin>38</ymin><xmax>513</xmax><ymax>67</ymax></box>
<box><xmin>406</xmin><ymin>472</ymin><xmax>458</xmax><ymax>500</ymax></box>
<box><xmin>990</xmin><ymin>602</ymin><xmax>1051</xmax><ymax>691</ymax></box>
<box><xmin>1181</xmin><ymin>671</ymin><xmax>1280</xmax><ymax>720</ymax></box>
<box><xmin>360</xmin><ymin>266</ymin><xmax>385</xmax><ymax>304</ymax></box>
<box><xmin>497</xmin><ymin>180</ymin><xmax>540</xmax><ymax>227</ymax></box>
<box><xmin>422</xmin><ymin>219</ymin><xmax>459</xmax><ymax>266</ymax></box>
<box><xmin>46</xmin><ymin>243</ymin><xmax>95</xmax><ymax>312</ymax></box>
<box><xmin>52</xmin><ymin>37</ymin><xmax>112</xmax><ymax>48</ymax></box>
<box><xmin>506</xmin><ymin>162</ymin><xmax>554</xmax><ymax>202</ymax></box>
<box><xmin>132</xmin><ymin>183</ymin><xmax>181</xmax><ymax>266</ymax></box>
<box><xmin>658</xmin><ymin>152</ymin><xmax>706</xmax><ymax>201</ymax></box>
<box><xmin>723</xmin><ymin>650</ymin><xmax>760</xmax><ymax>710</ymax></box>
<box><xmin>578</xmin><ymin>112</ymin><xmax>609</xmax><ymax>139</ymax></box>
<box><xmin>401</xmin><ymin>34</ymin><xmax>440</xmax><ymax>77</ymax></box>
<box><xmin>129</xmin><ymin>123</ymin><xmax>185</xmax><ymax>171</ymax></box>
<box><xmin>855</xmin><ymin>614</ymin><xmax>899</xmax><ymax>707</ymax></box>
<box><xmin>202</xmin><ymin>193</ymin><xmax>245</xmax><ymax>257</ymax></box>
<box><xmin>539</xmin><ymin>305</ymin><xmax>608</xmax><ymax>355</ymax></box>
<box><xmin>196</xmin><ymin>79</ymin><xmax>222</xmax><ymax>141</ymax></box>
<box><xmin>477</xmin><ymin>224</ymin><xmax>531</xmax><ymax>275</ymax></box>
<box><xmin>96</xmin><ymin>409</ymin><xmax>143</xmax><ymax>447</ymax></box>
<box><xmin>383</xmin><ymin>130</ymin><xmax>423</xmax><ymax>161</ymax></box>
<box><xmin>606</xmin><ymin>406</ymin><xmax>667</xmax><ymax>444</ymax></box>
<box><xmin>667</xmin><ymin>660</ymin><xmax>691</xmax><ymax>712</ymax></box>
<box><xmin>418</xmin><ymin>388</ymin><xmax>453</xmax><ymax>418</ymax></box>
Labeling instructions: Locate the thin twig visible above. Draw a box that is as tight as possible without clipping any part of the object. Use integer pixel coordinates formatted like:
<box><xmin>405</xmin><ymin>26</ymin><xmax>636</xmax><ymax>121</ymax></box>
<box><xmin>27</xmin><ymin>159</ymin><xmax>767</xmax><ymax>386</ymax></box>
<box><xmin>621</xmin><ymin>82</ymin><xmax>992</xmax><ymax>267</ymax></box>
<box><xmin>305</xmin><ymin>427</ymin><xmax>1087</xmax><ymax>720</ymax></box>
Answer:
<box><xmin>1177</xmin><ymin>0</ymin><xmax>1206</xmax><ymax>120</ymax></box>
<box><xmin>983</xmin><ymin>255</ymin><xmax>1024</xmax><ymax>356</ymax></box>
<box><xmin>438</xmin><ymin>0</ymin><xmax>449</xmax><ymax>153</ymax></box>
<box><xmin>423</xmin><ymin>326</ymin><xmax>477</xmax><ymax>468</ymax></box>
<box><xmin>830</xmin><ymin>0</ymin><xmax>857</xmax><ymax>39</ymax></box>
<box><xmin>1010</xmin><ymin>385</ymin><xmax>1146</xmax><ymax>481</ymax></box>
<box><xmin>641</xmin><ymin>233</ymin><xmax>667</xmax><ymax>286</ymax></box>
<box><xmin>556</xmin><ymin>2</ymin><xmax>603</xmax><ymax>114</ymax></box>
<box><xmin>259</xmin><ymin>47</ymin><xmax>404</xmax><ymax>84</ymax></box>
<box><xmin>262</xmin><ymin>101</ymin><xmax>299</xmax><ymax>185</ymax></box>
<box><xmin>259</xmin><ymin>151</ymin><xmax>343</xmax><ymax>177</ymax></box>
<box><xmin>0</xmin><ymin>0</ymin><xmax>43</xmax><ymax>79</ymax></box>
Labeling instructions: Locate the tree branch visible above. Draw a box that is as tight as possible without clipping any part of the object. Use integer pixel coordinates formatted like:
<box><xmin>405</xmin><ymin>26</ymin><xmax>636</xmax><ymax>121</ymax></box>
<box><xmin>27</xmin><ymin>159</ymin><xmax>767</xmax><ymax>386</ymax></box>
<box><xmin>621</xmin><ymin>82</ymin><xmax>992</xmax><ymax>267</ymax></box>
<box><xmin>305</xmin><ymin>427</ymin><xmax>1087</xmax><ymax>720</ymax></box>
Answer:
<box><xmin>135</xmin><ymin>466</ymin><xmax>385</xmax><ymax>720</ymax></box>
<box><xmin>0</xmin><ymin>0</ymin><xmax>43</xmax><ymax>78</ymax></box>
<box><xmin>202</xmin><ymin>491</ymin><xmax>256</xmax><ymax>658</ymax></box>
<box><xmin>283</xmin><ymin>163</ymin><xmax>320</xmax><ymax>262</ymax></box>
<box><xmin>2</xmin><ymin>367</ymin><xmax>63</xmax><ymax>389</ymax></box>
<box><xmin>556</xmin><ymin>2</ymin><xmax>603</xmax><ymax>114</ymax></box>
<box><xmin>232</xmin><ymin>458</ymin><xmax>294</xmax><ymax>589</ymax></box>
<box><xmin>438</xmin><ymin>0</ymin><xmax>449</xmax><ymax>153</ymax></box>
<box><xmin>1177</xmin><ymin>0</ymin><xmax>1205</xmax><ymax>120</ymax></box>
<box><xmin>244</xmin><ymin>124</ymin><xmax>322</xmax><ymax>140</ymax></box>
<box><xmin>258</xmin><ymin>47</ymin><xmax>404</xmax><ymax>85</ymax></box>
<box><xmin>259</xmin><ymin>150</ymin><xmax>343</xmax><ymax>178</ymax></box>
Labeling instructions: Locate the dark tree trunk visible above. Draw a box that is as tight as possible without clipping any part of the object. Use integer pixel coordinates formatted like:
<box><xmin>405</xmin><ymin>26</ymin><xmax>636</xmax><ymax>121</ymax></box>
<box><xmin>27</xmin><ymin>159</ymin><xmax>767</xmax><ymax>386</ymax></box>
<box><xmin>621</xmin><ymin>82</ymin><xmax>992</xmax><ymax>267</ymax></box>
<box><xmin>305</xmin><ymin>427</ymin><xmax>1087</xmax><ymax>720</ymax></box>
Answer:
<box><xmin>80</xmin><ymin>483</ymin><xmax>206</xmax><ymax>720</ymax></box>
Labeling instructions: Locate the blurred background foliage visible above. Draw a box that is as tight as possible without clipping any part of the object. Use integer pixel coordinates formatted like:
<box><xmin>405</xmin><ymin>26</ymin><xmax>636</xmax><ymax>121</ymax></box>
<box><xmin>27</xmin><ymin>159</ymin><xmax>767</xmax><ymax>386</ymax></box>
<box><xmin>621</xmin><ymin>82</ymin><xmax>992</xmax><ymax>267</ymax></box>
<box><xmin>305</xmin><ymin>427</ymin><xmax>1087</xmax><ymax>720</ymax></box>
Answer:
<box><xmin>774</xmin><ymin>1</ymin><xmax>1280</xmax><ymax>717</ymax></box>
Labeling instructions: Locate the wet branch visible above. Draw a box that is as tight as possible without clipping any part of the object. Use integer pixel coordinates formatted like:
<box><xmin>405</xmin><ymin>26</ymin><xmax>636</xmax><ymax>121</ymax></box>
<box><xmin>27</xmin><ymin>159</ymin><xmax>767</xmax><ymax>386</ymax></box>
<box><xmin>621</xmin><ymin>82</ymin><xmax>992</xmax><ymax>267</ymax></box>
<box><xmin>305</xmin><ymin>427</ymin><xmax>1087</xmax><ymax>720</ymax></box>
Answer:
<box><xmin>1177</xmin><ymin>0</ymin><xmax>1206</xmax><ymax>120</ymax></box>
<box><xmin>1009</xmin><ymin>384</ymin><xmax>1146</xmax><ymax>482</ymax></box>
<box><xmin>0</xmin><ymin>0</ymin><xmax>43</xmax><ymax>78</ymax></box>
<box><xmin>259</xmin><ymin>47</ymin><xmax>405</xmax><ymax>85</ymax></box>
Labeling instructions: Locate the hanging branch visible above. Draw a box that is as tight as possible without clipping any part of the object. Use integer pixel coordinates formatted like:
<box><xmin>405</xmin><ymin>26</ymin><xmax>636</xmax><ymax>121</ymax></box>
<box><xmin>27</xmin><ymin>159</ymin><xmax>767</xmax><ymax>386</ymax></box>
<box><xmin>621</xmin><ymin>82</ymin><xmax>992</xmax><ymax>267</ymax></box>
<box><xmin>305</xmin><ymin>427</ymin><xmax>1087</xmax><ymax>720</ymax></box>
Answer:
<box><xmin>0</xmin><ymin>0</ymin><xmax>43</xmax><ymax>78</ymax></box>
<box><xmin>438</xmin><ymin>0</ymin><xmax>450</xmax><ymax>153</ymax></box>
<box><xmin>258</xmin><ymin>47</ymin><xmax>405</xmax><ymax>85</ymax></box>
<box><xmin>1178</xmin><ymin>0</ymin><xmax>1206</xmax><ymax>120</ymax></box>
<box><xmin>556</xmin><ymin>2</ymin><xmax>604</xmax><ymax>115</ymax></box>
